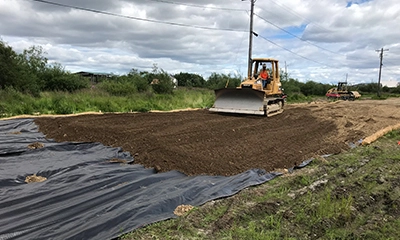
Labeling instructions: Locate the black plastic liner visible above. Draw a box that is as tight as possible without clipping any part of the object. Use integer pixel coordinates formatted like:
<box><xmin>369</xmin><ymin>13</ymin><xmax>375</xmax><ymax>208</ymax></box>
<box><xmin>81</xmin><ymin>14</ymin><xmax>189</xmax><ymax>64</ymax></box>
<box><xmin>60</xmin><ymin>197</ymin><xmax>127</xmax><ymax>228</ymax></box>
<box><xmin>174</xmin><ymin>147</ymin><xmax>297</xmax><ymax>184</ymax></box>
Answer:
<box><xmin>0</xmin><ymin>118</ymin><xmax>304</xmax><ymax>240</ymax></box>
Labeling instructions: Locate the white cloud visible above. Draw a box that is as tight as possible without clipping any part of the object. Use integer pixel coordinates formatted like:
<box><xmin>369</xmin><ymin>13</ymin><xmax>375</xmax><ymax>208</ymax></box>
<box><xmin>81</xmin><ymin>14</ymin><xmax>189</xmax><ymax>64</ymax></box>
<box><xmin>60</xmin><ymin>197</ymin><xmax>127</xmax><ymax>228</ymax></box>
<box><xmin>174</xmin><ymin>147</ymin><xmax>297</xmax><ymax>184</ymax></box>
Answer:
<box><xmin>0</xmin><ymin>0</ymin><xmax>399</xmax><ymax>85</ymax></box>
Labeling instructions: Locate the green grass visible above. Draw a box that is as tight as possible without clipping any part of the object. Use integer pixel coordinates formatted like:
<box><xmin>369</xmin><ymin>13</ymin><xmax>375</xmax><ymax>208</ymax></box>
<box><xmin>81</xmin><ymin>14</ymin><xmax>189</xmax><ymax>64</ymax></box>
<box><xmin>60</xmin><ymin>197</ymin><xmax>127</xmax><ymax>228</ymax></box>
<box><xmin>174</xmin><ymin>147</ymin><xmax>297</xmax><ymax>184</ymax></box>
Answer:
<box><xmin>7</xmin><ymin>86</ymin><xmax>397</xmax><ymax>119</ymax></box>
<box><xmin>0</xmin><ymin>87</ymin><xmax>215</xmax><ymax>118</ymax></box>
<box><xmin>0</xmin><ymin>86</ymin><xmax>341</xmax><ymax>118</ymax></box>
<box><xmin>121</xmin><ymin>130</ymin><xmax>400</xmax><ymax>239</ymax></box>
<box><xmin>285</xmin><ymin>93</ymin><xmax>314</xmax><ymax>103</ymax></box>
<box><xmin>360</xmin><ymin>93</ymin><xmax>400</xmax><ymax>100</ymax></box>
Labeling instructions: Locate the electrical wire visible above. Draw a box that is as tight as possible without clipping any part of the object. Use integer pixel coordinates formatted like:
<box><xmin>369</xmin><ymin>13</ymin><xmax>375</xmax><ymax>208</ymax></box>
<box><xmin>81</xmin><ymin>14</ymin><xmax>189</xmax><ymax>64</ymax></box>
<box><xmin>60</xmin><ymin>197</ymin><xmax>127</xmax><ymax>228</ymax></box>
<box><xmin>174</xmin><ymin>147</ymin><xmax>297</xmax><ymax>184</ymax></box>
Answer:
<box><xmin>28</xmin><ymin>0</ymin><xmax>328</xmax><ymax>68</ymax></box>
<box><xmin>254</xmin><ymin>13</ymin><xmax>339</xmax><ymax>55</ymax></box>
<box><xmin>383</xmin><ymin>59</ymin><xmax>398</xmax><ymax>68</ymax></box>
<box><xmin>257</xmin><ymin>34</ymin><xmax>329</xmax><ymax>67</ymax></box>
<box><xmin>382</xmin><ymin>64</ymin><xmax>400</xmax><ymax>76</ymax></box>
<box><xmin>29</xmin><ymin>0</ymin><xmax>247</xmax><ymax>32</ymax></box>
<box><xmin>256</xmin><ymin>2</ymin><xmax>331</xmax><ymax>33</ymax></box>
<box><xmin>28</xmin><ymin>0</ymin><xmax>396</xmax><ymax>77</ymax></box>
<box><xmin>145</xmin><ymin>0</ymin><xmax>246</xmax><ymax>12</ymax></box>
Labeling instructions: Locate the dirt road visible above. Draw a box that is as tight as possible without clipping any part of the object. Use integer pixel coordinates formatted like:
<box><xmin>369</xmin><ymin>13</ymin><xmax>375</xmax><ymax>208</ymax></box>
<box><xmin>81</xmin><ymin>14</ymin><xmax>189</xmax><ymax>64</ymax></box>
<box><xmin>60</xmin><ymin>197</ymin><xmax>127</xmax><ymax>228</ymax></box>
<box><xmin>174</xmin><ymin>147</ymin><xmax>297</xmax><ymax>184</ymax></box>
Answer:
<box><xmin>34</xmin><ymin>98</ymin><xmax>400</xmax><ymax>176</ymax></box>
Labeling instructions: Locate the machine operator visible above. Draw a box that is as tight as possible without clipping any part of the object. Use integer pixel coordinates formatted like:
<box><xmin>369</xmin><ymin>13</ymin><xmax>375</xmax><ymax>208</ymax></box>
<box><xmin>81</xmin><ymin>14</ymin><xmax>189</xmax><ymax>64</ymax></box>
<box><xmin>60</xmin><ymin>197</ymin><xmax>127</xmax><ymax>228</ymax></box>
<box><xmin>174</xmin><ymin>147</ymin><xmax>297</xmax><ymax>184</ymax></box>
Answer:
<box><xmin>258</xmin><ymin>63</ymin><xmax>270</xmax><ymax>89</ymax></box>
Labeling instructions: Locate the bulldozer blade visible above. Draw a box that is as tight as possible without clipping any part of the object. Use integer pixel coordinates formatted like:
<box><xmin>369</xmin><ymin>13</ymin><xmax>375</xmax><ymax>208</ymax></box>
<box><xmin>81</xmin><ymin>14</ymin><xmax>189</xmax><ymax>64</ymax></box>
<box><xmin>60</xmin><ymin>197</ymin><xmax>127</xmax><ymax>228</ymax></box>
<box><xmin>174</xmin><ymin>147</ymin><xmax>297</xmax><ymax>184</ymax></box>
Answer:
<box><xmin>209</xmin><ymin>88</ymin><xmax>266</xmax><ymax>115</ymax></box>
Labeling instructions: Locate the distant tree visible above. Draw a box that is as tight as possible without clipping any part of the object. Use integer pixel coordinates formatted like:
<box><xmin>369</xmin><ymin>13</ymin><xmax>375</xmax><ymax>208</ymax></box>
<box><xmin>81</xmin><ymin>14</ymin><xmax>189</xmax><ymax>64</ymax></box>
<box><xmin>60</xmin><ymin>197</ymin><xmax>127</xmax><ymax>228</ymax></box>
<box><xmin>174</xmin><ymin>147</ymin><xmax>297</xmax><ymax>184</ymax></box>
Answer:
<box><xmin>1</xmin><ymin>41</ymin><xmax>88</xmax><ymax>94</ymax></box>
<box><xmin>128</xmin><ymin>68</ymin><xmax>139</xmax><ymax>76</ymax></box>
<box><xmin>0</xmin><ymin>41</ymin><xmax>43</xmax><ymax>95</ymax></box>
<box><xmin>206</xmin><ymin>73</ymin><xmax>242</xmax><ymax>90</ymax></box>
<box><xmin>151</xmin><ymin>71</ymin><xmax>175</xmax><ymax>94</ymax></box>
<box><xmin>19</xmin><ymin>46</ymin><xmax>48</xmax><ymax>77</ymax></box>
<box><xmin>0</xmin><ymin>40</ymin><xmax>20</xmax><ymax>89</ymax></box>
<box><xmin>382</xmin><ymin>85</ymin><xmax>390</xmax><ymax>93</ymax></box>
<box><xmin>281</xmin><ymin>78</ymin><xmax>303</xmax><ymax>95</ymax></box>
<box><xmin>127</xmin><ymin>68</ymin><xmax>149</xmax><ymax>92</ymax></box>
<box><xmin>390</xmin><ymin>83</ymin><xmax>400</xmax><ymax>94</ymax></box>
<box><xmin>281</xmin><ymin>78</ymin><xmax>334</xmax><ymax>96</ymax></box>
<box><xmin>43</xmin><ymin>63</ymin><xmax>89</xmax><ymax>92</ymax></box>
<box><xmin>279</xmin><ymin>69</ymin><xmax>289</xmax><ymax>82</ymax></box>
<box><xmin>300</xmin><ymin>80</ymin><xmax>334</xmax><ymax>96</ymax></box>
<box><xmin>174</xmin><ymin>72</ymin><xmax>206</xmax><ymax>87</ymax></box>
<box><xmin>357</xmin><ymin>83</ymin><xmax>380</xmax><ymax>93</ymax></box>
<box><xmin>143</xmin><ymin>65</ymin><xmax>175</xmax><ymax>94</ymax></box>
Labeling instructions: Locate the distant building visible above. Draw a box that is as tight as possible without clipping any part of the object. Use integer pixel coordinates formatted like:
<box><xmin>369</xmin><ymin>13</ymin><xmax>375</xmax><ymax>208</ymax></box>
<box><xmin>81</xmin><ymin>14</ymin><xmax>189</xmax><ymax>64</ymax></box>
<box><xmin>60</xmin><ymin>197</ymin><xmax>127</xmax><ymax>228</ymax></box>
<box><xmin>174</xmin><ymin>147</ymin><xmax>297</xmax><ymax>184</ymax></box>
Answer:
<box><xmin>74</xmin><ymin>71</ymin><xmax>114</xmax><ymax>84</ymax></box>
<box><xmin>170</xmin><ymin>74</ymin><xmax>178</xmax><ymax>89</ymax></box>
<box><xmin>381</xmin><ymin>80</ymin><xmax>399</xmax><ymax>88</ymax></box>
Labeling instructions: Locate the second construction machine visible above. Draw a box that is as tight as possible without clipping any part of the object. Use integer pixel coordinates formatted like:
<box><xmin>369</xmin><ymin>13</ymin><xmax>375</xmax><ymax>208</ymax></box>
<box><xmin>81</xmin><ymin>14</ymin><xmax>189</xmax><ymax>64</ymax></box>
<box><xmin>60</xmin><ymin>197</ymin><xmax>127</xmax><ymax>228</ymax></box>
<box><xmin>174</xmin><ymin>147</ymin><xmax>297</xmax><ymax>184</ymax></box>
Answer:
<box><xmin>209</xmin><ymin>58</ymin><xmax>285</xmax><ymax>117</ymax></box>
<box><xmin>325</xmin><ymin>81</ymin><xmax>361</xmax><ymax>101</ymax></box>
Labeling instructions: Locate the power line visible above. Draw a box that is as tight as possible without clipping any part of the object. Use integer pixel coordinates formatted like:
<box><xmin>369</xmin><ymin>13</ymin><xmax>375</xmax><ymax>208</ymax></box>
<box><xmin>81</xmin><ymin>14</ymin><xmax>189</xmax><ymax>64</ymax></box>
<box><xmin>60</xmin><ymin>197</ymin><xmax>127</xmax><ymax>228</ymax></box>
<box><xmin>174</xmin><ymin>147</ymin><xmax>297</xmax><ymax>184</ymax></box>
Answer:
<box><xmin>145</xmin><ymin>0</ymin><xmax>246</xmax><ymax>12</ymax></box>
<box><xmin>256</xmin><ymin>2</ymin><xmax>331</xmax><ymax>33</ymax></box>
<box><xmin>382</xmin><ymin>64</ymin><xmax>399</xmax><ymax>75</ymax></box>
<box><xmin>254</xmin><ymin>13</ymin><xmax>339</xmax><ymax>55</ymax></box>
<box><xmin>383</xmin><ymin>59</ymin><xmax>398</xmax><ymax>68</ymax></box>
<box><xmin>254</xmin><ymin>11</ymin><xmax>373</xmax><ymax>67</ymax></box>
<box><xmin>29</xmin><ymin>0</ymin><xmax>247</xmax><ymax>32</ymax></box>
<box><xmin>257</xmin><ymin>34</ymin><xmax>329</xmax><ymax>67</ymax></box>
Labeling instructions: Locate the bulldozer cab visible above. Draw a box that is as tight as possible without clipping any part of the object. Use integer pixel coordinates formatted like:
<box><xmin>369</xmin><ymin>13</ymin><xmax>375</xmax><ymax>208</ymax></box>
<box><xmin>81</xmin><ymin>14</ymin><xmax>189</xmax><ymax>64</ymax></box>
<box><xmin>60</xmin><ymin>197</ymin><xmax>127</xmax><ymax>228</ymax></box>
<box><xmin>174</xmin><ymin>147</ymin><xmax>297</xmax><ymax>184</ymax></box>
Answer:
<box><xmin>247</xmin><ymin>58</ymin><xmax>280</xmax><ymax>94</ymax></box>
<box><xmin>252</xmin><ymin>60</ymin><xmax>272</xmax><ymax>79</ymax></box>
<box><xmin>337</xmin><ymin>82</ymin><xmax>348</xmax><ymax>92</ymax></box>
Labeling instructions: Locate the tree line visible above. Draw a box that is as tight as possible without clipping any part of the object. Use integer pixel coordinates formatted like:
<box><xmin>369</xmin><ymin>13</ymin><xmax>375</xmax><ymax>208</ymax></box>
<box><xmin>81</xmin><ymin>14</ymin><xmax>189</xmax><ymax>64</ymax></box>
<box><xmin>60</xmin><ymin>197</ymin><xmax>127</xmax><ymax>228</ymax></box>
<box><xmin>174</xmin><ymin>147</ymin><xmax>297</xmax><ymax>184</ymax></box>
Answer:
<box><xmin>1</xmin><ymin>40</ymin><xmax>399</xmax><ymax>97</ymax></box>
<box><xmin>0</xmin><ymin>40</ymin><xmax>242</xmax><ymax>95</ymax></box>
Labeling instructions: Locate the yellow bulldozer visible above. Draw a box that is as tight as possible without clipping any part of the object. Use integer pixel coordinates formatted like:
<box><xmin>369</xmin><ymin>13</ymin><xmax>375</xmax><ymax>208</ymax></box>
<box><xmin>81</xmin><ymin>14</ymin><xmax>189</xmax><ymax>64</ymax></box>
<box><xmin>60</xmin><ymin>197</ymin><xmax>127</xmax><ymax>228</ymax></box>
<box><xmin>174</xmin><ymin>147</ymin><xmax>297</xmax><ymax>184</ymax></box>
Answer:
<box><xmin>209</xmin><ymin>58</ymin><xmax>286</xmax><ymax>117</ymax></box>
<box><xmin>208</xmin><ymin>0</ymin><xmax>286</xmax><ymax>117</ymax></box>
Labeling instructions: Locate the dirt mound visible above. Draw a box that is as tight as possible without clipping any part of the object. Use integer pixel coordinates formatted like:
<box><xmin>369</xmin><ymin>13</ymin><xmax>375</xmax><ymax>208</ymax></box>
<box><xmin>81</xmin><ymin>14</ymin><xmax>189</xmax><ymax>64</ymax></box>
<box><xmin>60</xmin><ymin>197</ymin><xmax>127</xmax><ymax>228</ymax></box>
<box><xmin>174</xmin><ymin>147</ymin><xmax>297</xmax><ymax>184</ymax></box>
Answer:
<box><xmin>25</xmin><ymin>174</ymin><xmax>47</xmax><ymax>183</ymax></box>
<box><xmin>34</xmin><ymin>98</ymin><xmax>400</xmax><ymax>176</ymax></box>
<box><xmin>28</xmin><ymin>142</ymin><xmax>44</xmax><ymax>149</ymax></box>
<box><xmin>174</xmin><ymin>205</ymin><xmax>194</xmax><ymax>216</ymax></box>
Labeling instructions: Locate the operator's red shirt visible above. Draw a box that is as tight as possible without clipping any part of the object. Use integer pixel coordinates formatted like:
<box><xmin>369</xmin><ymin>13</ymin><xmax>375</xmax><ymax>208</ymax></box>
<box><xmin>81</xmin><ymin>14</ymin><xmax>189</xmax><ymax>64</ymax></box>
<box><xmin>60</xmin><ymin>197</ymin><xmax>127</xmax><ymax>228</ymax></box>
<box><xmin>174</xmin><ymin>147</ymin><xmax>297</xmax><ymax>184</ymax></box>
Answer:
<box><xmin>260</xmin><ymin>70</ymin><xmax>268</xmax><ymax>79</ymax></box>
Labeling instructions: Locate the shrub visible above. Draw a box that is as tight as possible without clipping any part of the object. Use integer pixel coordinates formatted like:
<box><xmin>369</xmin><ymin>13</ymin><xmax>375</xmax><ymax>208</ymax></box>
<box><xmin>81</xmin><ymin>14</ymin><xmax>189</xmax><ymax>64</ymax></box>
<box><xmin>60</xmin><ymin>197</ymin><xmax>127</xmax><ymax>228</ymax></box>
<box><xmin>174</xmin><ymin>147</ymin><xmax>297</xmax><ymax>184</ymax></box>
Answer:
<box><xmin>206</xmin><ymin>73</ymin><xmax>241</xmax><ymax>90</ymax></box>
<box><xmin>287</xmin><ymin>93</ymin><xmax>311</xmax><ymax>102</ymax></box>
<box><xmin>174</xmin><ymin>72</ymin><xmax>206</xmax><ymax>87</ymax></box>
<box><xmin>52</xmin><ymin>95</ymin><xmax>75</xmax><ymax>114</ymax></box>
<box><xmin>134</xmin><ymin>77</ymin><xmax>149</xmax><ymax>92</ymax></box>
<box><xmin>98</xmin><ymin>80</ymin><xmax>137</xmax><ymax>96</ymax></box>
<box><xmin>151</xmin><ymin>72</ymin><xmax>175</xmax><ymax>94</ymax></box>
<box><xmin>44</xmin><ymin>73</ymin><xmax>89</xmax><ymax>92</ymax></box>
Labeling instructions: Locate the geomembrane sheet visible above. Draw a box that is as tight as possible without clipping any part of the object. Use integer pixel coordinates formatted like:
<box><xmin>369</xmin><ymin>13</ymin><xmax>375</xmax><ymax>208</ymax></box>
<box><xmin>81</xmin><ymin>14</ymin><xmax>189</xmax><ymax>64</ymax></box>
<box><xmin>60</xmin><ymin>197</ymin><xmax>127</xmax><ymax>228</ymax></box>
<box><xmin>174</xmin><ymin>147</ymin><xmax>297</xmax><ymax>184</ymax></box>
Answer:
<box><xmin>0</xmin><ymin>118</ymin><xmax>289</xmax><ymax>240</ymax></box>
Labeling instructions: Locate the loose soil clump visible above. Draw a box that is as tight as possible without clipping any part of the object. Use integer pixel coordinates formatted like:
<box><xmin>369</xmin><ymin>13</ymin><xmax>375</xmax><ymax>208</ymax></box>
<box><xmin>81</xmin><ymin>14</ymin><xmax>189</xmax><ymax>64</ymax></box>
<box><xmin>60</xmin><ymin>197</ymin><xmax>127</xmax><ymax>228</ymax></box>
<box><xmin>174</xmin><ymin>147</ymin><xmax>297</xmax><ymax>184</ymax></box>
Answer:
<box><xmin>27</xmin><ymin>142</ymin><xmax>44</xmax><ymax>149</ymax></box>
<box><xmin>25</xmin><ymin>174</ymin><xmax>47</xmax><ymax>183</ymax></box>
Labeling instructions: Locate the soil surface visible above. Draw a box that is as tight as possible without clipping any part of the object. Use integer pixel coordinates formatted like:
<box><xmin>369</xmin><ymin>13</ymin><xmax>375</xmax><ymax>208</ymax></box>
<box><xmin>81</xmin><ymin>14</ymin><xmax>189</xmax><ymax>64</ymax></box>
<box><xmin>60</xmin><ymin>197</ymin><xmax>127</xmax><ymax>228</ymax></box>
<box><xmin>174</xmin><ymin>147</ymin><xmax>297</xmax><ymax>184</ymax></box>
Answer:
<box><xmin>34</xmin><ymin>98</ymin><xmax>400</xmax><ymax>176</ymax></box>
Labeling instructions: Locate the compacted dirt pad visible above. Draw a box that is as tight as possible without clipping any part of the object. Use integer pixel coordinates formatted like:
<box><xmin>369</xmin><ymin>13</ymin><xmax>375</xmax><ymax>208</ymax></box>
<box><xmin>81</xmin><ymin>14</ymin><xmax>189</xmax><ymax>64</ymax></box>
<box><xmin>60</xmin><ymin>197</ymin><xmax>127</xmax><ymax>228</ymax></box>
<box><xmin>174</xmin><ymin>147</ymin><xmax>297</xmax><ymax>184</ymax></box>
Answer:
<box><xmin>34</xmin><ymin>98</ymin><xmax>400</xmax><ymax>176</ymax></box>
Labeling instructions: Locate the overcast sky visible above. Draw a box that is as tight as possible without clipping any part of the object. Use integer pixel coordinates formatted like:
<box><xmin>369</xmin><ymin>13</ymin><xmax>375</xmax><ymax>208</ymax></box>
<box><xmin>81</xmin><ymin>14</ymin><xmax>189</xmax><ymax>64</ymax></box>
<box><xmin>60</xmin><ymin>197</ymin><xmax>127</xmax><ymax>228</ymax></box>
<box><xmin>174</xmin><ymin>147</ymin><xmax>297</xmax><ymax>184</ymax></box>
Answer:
<box><xmin>1</xmin><ymin>0</ymin><xmax>399</xmax><ymax>86</ymax></box>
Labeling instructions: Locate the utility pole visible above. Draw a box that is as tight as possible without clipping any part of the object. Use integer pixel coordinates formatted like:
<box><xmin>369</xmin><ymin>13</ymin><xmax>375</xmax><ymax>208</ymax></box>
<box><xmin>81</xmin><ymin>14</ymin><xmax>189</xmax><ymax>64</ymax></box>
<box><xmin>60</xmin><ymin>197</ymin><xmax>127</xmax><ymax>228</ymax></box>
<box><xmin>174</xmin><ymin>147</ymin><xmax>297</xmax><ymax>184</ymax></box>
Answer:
<box><xmin>246</xmin><ymin>0</ymin><xmax>255</xmax><ymax>79</ymax></box>
<box><xmin>375</xmin><ymin>48</ymin><xmax>389</xmax><ymax>97</ymax></box>
<box><xmin>285</xmin><ymin>61</ymin><xmax>288</xmax><ymax>81</ymax></box>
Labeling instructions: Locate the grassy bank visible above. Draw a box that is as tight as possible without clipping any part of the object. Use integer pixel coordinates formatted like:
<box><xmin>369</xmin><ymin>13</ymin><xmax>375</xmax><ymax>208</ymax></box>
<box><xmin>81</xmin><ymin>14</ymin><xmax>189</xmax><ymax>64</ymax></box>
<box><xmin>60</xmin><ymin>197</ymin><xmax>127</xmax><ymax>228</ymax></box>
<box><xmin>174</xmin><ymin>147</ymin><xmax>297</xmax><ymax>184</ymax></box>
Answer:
<box><xmin>2</xmin><ymin>86</ymin><xmax>397</xmax><ymax>119</ymax></box>
<box><xmin>0</xmin><ymin>87</ymin><xmax>215</xmax><ymax>118</ymax></box>
<box><xmin>122</xmin><ymin>130</ymin><xmax>400</xmax><ymax>240</ymax></box>
<box><xmin>0</xmin><ymin>87</ymin><xmax>323</xmax><ymax>118</ymax></box>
